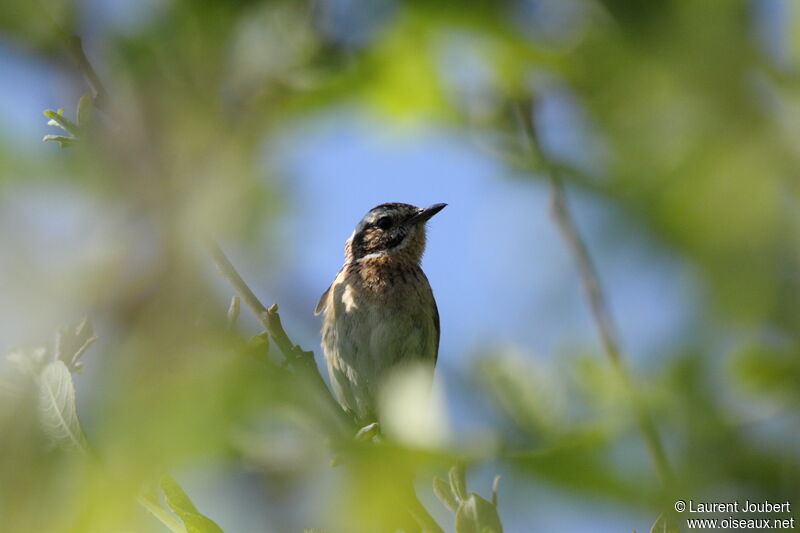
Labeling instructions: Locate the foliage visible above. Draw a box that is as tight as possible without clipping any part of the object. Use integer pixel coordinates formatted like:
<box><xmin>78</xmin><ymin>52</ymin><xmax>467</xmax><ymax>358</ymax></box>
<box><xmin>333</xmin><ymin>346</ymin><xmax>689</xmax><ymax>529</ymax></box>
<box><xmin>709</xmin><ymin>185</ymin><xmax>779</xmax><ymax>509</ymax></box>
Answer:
<box><xmin>434</xmin><ymin>463</ymin><xmax>503</xmax><ymax>533</ymax></box>
<box><xmin>1</xmin><ymin>0</ymin><xmax>799</xmax><ymax>532</ymax></box>
<box><xmin>42</xmin><ymin>93</ymin><xmax>92</xmax><ymax>147</ymax></box>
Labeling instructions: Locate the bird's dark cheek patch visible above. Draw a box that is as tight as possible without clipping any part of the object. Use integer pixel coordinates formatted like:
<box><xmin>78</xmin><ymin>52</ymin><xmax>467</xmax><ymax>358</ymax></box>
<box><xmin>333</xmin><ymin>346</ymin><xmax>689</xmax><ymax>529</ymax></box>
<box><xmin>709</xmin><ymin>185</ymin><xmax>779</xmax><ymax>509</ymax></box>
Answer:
<box><xmin>386</xmin><ymin>233</ymin><xmax>405</xmax><ymax>249</ymax></box>
<box><xmin>353</xmin><ymin>228</ymin><xmax>406</xmax><ymax>256</ymax></box>
<box><xmin>352</xmin><ymin>229</ymin><xmax>380</xmax><ymax>256</ymax></box>
<box><xmin>351</xmin><ymin>233</ymin><xmax>365</xmax><ymax>258</ymax></box>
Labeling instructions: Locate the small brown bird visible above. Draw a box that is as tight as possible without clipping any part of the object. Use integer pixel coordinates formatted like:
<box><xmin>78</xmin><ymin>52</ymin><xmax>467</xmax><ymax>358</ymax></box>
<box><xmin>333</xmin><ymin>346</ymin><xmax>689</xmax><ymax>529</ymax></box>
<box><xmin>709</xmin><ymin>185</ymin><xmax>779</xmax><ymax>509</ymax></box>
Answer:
<box><xmin>315</xmin><ymin>202</ymin><xmax>446</xmax><ymax>425</ymax></box>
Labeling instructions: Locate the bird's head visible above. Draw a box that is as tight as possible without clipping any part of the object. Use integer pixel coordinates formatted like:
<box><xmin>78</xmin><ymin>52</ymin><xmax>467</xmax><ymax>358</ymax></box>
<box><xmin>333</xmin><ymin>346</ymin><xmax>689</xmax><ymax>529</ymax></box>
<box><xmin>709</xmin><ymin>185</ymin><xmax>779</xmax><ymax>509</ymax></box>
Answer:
<box><xmin>344</xmin><ymin>202</ymin><xmax>446</xmax><ymax>264</ymax></box>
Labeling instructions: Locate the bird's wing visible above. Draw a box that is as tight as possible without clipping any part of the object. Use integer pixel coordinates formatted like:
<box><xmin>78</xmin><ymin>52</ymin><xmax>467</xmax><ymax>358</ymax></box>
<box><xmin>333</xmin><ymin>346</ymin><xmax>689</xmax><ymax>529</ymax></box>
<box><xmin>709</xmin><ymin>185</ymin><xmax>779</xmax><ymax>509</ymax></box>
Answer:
<box><xmin>315</xmin><ymin>283</ymin><xmax>332</xmax><ymax>315</ymax></box>
<box><xmin>315</xmin><ymin>267</ymin><xmax>343</xmax><ymax>315</ymax></box>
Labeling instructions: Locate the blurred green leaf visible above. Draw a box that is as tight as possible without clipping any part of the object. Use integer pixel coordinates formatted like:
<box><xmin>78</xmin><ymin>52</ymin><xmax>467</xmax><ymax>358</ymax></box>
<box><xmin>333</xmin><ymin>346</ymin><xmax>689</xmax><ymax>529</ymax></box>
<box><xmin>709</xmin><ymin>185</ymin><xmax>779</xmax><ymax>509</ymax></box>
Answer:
<box><xmin>37</xmin><ymin>360</ymin><xmax>87</xmax><ymax>450</ymax></box>
<box><xmin>246</xmin><ymin>331</ymin><xmax>271</xmax><ymax>360</ymax></box>
<box><xmin>354</xmin><ymin>421</ymin><xmax>380</xmax><ymax>442</ymax></box>
<box><xmin>139</xmin><ymin>491</ymin><xmax>186</xmax><ymax>533</ymax></box>
<box><xmin>733</xmin><ymin>343</ymin><xmax>800</xmax><ymax>400</ymax></box>
<box><xmin>455</xmin><ymin>493</ymin><xmax>503</xmax><ymax>533</ymax></box>
<box><xmin>508</xmin><ymin>429</ymin><xmax>656</xmax><ymax>506</ymax></box>
<box><xmin>449</xmin><ymin>462</ymin><xmax>467</xmax><ymax>503</ymax></box>
<box><xmin>361</xmin><ymin>13</ymin><xmax>450</xmax><ymax>120</ymax></box>
<box><xmin>433</xmin><ymin>476</ymin><xmax>459</xmax><ymax>512</ymax></box>
<box><xmin>55</xmin><ymin>318</ymin><xmax>97</xmax><ymax>373</ymax></box>
<box><xmin>476</xmin><ymin>352</ymin><xmax>565</xmax><ymax>437</ymax></box>
<box><xmin>160</xmin><ymin>475</ymin><xmax>225</xmax><ymax>533</ymax></box>
<box><xmin>41</xmin><ymin>134</ymin><xmax>77</xmax><ymax>148</ymax></box>
<box><xmin>43</xmin><ymin>109</ymin><xmax>80</xmax><ymax>137</ymax></box>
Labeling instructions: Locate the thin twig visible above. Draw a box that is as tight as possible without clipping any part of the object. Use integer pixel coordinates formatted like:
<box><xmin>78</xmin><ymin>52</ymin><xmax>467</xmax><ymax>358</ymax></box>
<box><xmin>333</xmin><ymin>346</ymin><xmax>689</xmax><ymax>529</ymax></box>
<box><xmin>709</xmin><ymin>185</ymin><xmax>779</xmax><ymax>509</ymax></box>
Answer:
<box><xmin>65</xmin><ymin>35</ymin><xmax>108</xmax><ymax>111</ymax></box>
<box><xmin>204</xmin><ymin>239</ymin><xmax>334</xmax><ymax>399</ymax></box>
<box><xmin>34</xmin><ymin>1</ymin><xmax>109</xmax><ymax>112</ymax></box>
<box><xmin>513</xmin><ymin>98</ymin><xmax>673</xmax><ymax>485</ymax></box>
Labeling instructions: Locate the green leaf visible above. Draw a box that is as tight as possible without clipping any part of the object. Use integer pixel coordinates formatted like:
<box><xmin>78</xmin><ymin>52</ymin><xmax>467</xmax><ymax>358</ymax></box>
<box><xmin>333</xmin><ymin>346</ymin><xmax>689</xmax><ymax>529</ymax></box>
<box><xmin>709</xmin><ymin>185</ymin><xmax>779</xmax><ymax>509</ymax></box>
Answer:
<box><xmin>138</xmin><ymin>493</ymin><xmax>186</xmax><ymax>533</ymax></box>
<box><xmin>363</xmin><ymin>15</ymin><xmax>449</xmax><ymax>120</ymax></box>
<box><xmin>476</xmin><ymin>353</ymin><xmax>565</xmax><ymax>436</ymax></box>
<box><xmin>246</xmin><ymin>332</ymin><xmax>271</xmax><ymax>362</ymax></box>
<box><xmin>733</xmin><ymin>343</ymin><xmax>800</xmax><ymax>399</ymax></box>
<box><xmin>77</xmin><ymin>93</ymin><xmax>93</xmax><ymax>127</ymax></box>
<box><xmin>43</xmin><ymin>109</ymin><xmax>80</xmax><ymax>136</ymax></box>
<box><xmin>160</xmin><ymin>475</ymin><xmax>225</xmax><ymax>533</ymax></box>
<box><xmin>247</xmin><ymin>332</ymin><xmax>270</xmax><ymax>349</ymax></box>
<box><xmin>433</xmin><ymin>476</ymin><xmax>459</xmax><ymax>513</ymax></box>
<box><xmin>55</xmin><ymin>318</ymin><xmax>97</xmax><ymax>373</ymax></box>
<box><xmin>449</xmin><ymin>462</ymin><xmax>467</xmax><ymax>503</ymax></box>
<box><xmin>38</xmin><ymin>361</ymin><xmax>87</xmax><ymax>450</ymax></box>
<box><xmin>42</xmin><ymin>134</ymin><xmax>77</xmax><ymax>148</ymax></box>
<box><xmin>161</xmin><ymin>476</ymin><xmax>199</xmax><ymax>514</ymax></box>
<box><xmin>354</xmin><ymin>421</ymin><xmax>380</xmax><ymax>442</ymax></box>
<box><xmin>455</xmin><ymin>493</ymin><xmax>503</xmax><ymax>533</ymax></box>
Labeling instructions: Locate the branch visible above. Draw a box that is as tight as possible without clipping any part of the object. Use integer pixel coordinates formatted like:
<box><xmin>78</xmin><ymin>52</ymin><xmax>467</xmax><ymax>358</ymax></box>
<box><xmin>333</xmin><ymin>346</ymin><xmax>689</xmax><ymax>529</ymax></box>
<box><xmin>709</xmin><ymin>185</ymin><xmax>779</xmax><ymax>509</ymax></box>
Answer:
<box><xmin>34</xmin><ymin>1</ymin><xmax>109</xmax><ymax>112</ymax></box>
<box><xmin>513</xmin><ymin>98</ymin><xmax>673</xmax><ymax>485</ymax></box>
<box><xmin>204</xmin><ymin>240</ymin><xmax>345</xmax><ymax>417</ymax></box>
<box><xmin>64</xmin><ymin>34</ymin><xmax>109</xmax><ymax>112</ymax></box>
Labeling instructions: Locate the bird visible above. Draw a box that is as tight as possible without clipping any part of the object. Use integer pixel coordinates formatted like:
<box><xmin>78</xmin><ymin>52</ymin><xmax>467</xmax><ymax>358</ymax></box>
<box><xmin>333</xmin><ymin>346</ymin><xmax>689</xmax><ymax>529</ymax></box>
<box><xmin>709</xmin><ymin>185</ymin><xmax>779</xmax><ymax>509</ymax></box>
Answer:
<box><xmin>315</xmin><ymin>202</ymin><xmax>446</xmax><ymax>426</ymax></box>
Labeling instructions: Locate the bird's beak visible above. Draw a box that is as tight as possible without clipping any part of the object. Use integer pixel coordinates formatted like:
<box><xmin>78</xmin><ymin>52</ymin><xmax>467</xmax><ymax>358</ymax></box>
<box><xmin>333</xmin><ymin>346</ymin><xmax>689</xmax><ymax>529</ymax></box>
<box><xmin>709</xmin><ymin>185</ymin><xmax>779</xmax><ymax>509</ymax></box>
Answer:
<box><xmin>408</xmin><ymin>203</ymin><xmax>447</xmax><ymax>225</ymax></box>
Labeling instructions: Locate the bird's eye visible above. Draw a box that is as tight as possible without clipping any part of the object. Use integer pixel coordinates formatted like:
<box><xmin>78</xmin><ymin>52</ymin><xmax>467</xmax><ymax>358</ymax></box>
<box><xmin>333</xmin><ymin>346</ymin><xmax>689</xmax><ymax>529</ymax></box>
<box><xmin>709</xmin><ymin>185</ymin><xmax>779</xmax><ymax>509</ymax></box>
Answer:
<box><xmin>375</xmin><ymin>216</ymin><xmax>392</xmax><ymax>230</ymax></box>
